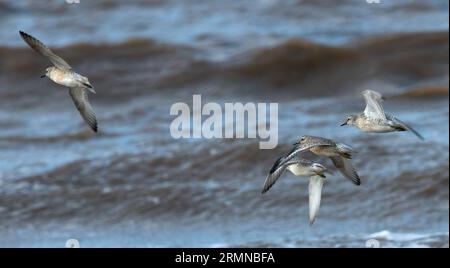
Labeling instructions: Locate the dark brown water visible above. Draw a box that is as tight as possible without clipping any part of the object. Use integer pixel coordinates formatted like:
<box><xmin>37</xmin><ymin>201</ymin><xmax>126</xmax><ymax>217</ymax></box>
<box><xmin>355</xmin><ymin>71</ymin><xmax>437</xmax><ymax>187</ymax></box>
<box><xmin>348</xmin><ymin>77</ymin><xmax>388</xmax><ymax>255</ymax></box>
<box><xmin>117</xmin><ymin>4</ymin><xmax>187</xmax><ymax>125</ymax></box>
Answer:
<box><xmin>0</xmin><ymin>0</ymin><xmax>448</xmax><ymax>247</ymax></box>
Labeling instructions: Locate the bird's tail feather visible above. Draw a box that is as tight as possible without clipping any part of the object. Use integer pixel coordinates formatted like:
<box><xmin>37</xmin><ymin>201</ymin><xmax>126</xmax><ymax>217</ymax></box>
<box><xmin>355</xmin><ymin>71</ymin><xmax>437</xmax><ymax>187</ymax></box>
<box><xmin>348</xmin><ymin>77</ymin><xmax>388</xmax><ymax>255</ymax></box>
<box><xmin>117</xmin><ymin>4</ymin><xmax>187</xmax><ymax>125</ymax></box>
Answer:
<box><xmin>336</xmin><ymin>143</ymin><xmax>355</xmax><ymax>159</ymax></box>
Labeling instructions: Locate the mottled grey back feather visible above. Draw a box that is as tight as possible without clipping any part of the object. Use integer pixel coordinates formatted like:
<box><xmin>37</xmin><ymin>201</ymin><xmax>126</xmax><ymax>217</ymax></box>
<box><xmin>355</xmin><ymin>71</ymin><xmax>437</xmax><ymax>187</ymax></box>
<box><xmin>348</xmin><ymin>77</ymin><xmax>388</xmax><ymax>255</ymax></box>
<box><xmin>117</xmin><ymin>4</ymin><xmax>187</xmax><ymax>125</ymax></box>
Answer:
<box><xmin>280</xmin><ymin>138</ymin><xmax>334</xmax><ymax>167</ymax></box>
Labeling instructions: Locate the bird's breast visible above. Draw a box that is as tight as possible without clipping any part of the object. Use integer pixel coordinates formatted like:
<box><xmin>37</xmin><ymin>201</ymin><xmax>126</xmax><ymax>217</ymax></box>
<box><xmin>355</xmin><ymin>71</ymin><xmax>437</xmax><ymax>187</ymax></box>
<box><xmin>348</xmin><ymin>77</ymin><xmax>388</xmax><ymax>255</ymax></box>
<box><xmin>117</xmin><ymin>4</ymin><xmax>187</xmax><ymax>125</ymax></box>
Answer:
<box><xmin>361</xmin><ymin>121</ymin><xmax>394</xmax><ymax>132</ymax></box>
<box><xmin>49</xmin><ymin>70</ymin><xmax>78</xmax><ymax>87</ymax></box>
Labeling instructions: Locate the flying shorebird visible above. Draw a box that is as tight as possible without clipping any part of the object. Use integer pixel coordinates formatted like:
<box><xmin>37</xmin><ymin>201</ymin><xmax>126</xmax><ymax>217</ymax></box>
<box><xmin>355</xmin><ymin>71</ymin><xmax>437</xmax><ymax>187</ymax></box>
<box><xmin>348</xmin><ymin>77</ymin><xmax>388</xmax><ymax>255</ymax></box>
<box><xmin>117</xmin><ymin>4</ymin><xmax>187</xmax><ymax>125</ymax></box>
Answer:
<box><xmin>274</xmin><ymin>135</ymin><xmax>361</xmax><ymax>185</ymax></box>
<box><xmin>262</xmin><ymin>157</ymin><xmax>331</xmax><ymax>225</ymax></box>
<box><xmin>340</xmin><ymin>90</ymin><xmax>423</xmax><ymax>140</ymax></box>
<box><xmin>19</xmin><ymin>31</ymin><xmax>98</xmax><ymax>132</ymax></box>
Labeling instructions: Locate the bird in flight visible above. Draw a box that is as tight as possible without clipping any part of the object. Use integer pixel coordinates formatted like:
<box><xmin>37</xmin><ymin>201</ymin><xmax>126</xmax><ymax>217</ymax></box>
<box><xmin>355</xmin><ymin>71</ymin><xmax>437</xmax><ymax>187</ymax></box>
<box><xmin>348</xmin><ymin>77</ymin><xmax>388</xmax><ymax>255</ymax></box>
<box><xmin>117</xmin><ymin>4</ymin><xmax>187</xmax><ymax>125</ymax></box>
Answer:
<box><xmin>272</xmin><ymin>135</ymin><xmax>361</xmax><ymax>186</ymax></box>
<box><xmin>19</xmin><ymin>31</ymin><xmax>98</xmax><ymax>132</ymax></box>
<box><xmin>262</xmin><ymin>157</ymin><xmax>332</xmax><ymax>225</ymax></box>
<box><xmin>341</xmin><ymin>90</ymin><xmax>423</xmax><ymax>140</ymax></box>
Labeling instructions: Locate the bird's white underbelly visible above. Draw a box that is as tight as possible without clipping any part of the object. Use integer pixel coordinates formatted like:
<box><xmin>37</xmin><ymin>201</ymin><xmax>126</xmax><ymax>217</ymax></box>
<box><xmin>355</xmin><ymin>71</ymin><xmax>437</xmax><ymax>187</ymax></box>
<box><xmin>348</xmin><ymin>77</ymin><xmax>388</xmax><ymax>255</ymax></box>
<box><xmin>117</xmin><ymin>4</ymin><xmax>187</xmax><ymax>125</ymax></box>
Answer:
<box><xmin>361</xmin><ymin>125</ymin><xmax>394</xmax><ymax>133</ymax></box>
<box><xmin>287</xmin><ymin>165</ymin><xmax>312</xmax><ymax>177</ymax></box>
<box><xmin>356</xmin><ymin>117</ymin><xmax>395</xmax><ymax>133</ymax></box>
<box><xmin>55</xmin><ymin>76</ymin><xmax>79</xmax><ymax>87</ymax></box>
<box><xmin>49</xmin><ymin>71</ymin><xmax>82</xmax><ymax>88</ymax></box>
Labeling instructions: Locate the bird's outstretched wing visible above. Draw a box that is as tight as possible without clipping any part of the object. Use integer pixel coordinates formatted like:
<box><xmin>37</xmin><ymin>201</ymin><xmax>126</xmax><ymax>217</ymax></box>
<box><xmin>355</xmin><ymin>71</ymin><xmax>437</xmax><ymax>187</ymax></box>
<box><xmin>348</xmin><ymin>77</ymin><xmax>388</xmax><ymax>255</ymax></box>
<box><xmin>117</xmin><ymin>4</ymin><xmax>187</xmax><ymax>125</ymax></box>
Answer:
<box><xmin>362</xmin><ymin>90</ymin><xmax>386</xmax><ymax>119</ymax></box>
<box><xmin>330</xmin><ymin>156</ymin><xmax>361</xmax><ymax>185</ymax></box>
<box><xmin>279</xmin><ymin>139</ymin><xmax>333</xmax><ymax>167</ymax></box>
<box><xmin>262</xmin><ymin>158</ymin><xmax>307</xmax><ymax>194</ymax></box>
<box><xmin>308</xmin><ymin>175</ymin><xmax>325</xmax><ymax>225</ymax></box>
<box><xmin>69</xmin><ymin>87</ymin><xmax>98</xmax><ymax>132</ymax></box>
<box><xmin>19</xmin><ymin>31</ymin><xmax>72</xmax><ymax>70</ymax></box>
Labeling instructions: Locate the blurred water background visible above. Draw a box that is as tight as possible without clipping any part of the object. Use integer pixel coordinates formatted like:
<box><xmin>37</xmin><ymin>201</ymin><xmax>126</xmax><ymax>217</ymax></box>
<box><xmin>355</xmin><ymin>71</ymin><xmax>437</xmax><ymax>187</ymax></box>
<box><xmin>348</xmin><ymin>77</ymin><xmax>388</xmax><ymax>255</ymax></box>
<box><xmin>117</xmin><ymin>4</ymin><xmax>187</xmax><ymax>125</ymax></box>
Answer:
<box><xmin>0</xmin><ymin>0</ymin><xmax>448</xmax><ymax>247</ymax></box>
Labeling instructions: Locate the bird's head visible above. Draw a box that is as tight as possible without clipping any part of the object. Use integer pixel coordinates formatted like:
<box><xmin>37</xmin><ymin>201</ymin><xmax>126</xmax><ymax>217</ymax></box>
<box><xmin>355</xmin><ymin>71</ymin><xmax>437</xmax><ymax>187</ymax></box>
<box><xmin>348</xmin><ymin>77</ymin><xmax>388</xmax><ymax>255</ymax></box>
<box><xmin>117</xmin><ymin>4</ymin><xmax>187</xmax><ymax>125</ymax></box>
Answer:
<box><xmin>311</xmin><ymin>163</ymin><xmax>327</xmax><ymax>175</ymax></box>
<box><xmin>41</xmin><ymin>67</ymin><xmax>55</xmax><ymax>78</ymax></box>
<box><xmin>341</xmin><ymin>115</ymin><xmax>357</xmax><ymax>126</ymax></box>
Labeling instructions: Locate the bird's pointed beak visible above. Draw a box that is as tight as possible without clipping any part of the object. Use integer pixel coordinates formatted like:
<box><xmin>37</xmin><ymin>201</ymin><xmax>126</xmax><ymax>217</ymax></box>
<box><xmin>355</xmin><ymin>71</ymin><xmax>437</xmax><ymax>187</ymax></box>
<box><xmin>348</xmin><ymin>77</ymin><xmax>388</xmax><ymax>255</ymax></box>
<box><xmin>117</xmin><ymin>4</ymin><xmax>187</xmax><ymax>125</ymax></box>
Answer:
<box><xmin>340</xmin><ymin>121</ymin><xmax>347</xmax><ymax>126</ymax></box>
<box><xmin>40</xmin><ymin>74</ymin><xmax>46</xmax><ymax>78</ymax></box>
<box><xmin>293</xmin><ymin>142</ymin><xmax>299</xmax><ymax>146</ymax></box>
